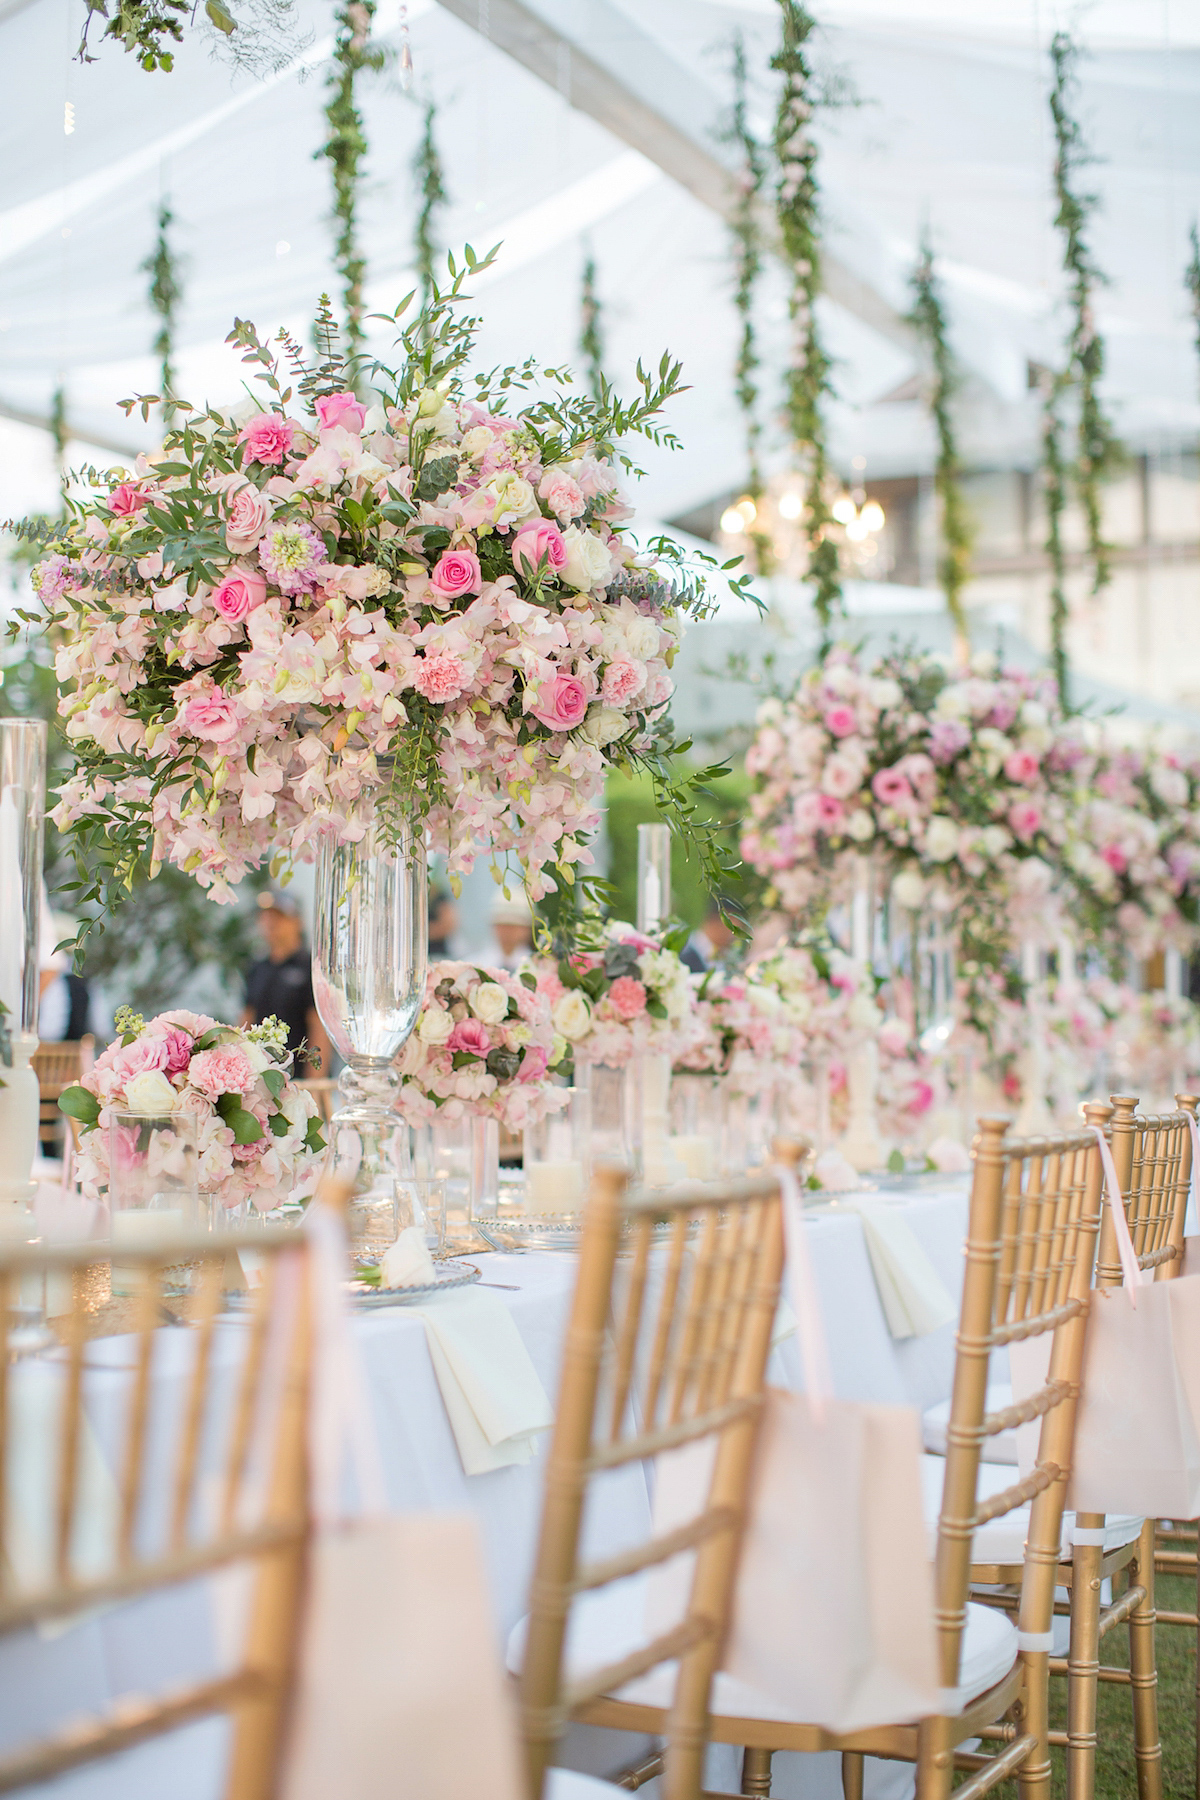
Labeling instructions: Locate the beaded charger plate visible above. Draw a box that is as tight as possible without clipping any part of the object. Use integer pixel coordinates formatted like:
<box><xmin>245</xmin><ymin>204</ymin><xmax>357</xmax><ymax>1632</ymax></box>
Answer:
<box><xmin>481</xmin><ymin>1216</ymin><xmax>700</xmax><ymax>1252</ymax></box>
<box><xmin>347</xmin><ymin>1257</ymin><xmax>482</xmax><ymax>1307</ymax></box>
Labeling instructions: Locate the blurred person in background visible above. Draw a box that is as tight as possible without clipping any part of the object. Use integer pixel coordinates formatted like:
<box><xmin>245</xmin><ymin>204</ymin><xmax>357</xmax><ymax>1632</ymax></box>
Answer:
<box><xmin>681</xmin><ymin>897</ymin><xmax>736</xmax><ymax>975</ymax></box>
<box><xmin>241</xmin><ymin>892</ymin><xmax>331</xmax><ymax>1079</ymax></box>
<box><xmin>38</xmin><ymin>910</ymin><xmax>90</xmax><ymax>1042</ymax></box>
<box><xmin>487</xmin><ymin>889</ymin><xmax>533</xmax><ymax>973</ymax></box>
<box><xmin>428</xmin><ymin>885</ymin><xmax>459</xmax><ymax>961</ymax></box>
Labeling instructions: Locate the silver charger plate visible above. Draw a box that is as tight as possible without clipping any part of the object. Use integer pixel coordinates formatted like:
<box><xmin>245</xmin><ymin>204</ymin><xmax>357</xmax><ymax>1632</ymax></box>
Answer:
<box><xmin>347</xmin><ymin>1259</ymin><xmax>482</xmax><ymax>1306</ymax></box>
<box><xmin>484</xmin><ymin>1215</ymin><xmax>702</xmax><ymax>1252</ymax></box>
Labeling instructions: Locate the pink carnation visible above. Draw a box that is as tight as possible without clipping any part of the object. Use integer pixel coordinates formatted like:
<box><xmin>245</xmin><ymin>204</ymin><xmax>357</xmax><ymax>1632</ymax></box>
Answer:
<box><xmin>159</xmin><ymin>1029</ymin><xmax>194</xmax><ymax>1076</ymax></box>
<box><xmin>188</xmin><ymin>1046</ymin><xmax>255</xmax><ymax>1099</ymax></box>
<box><xmin>538</xmin><ymin>470</ymin><xmax>586</xmax><ymax>521</ymax></box>
<box><xmin>430</xmin><ymin>550</ymin><xmax>482</xmax><ymax>599</ymax></box>
<box><xmin>448</xmin><ymin>1018</ymin><xmax>491</xmax><ymax>1057</ymax></box>
<box><xmin>871</xmin><ymin>766</ymin><xmax>913</xmax><ymax>808</ymax></box>
<box><xmin>413</xmin><ymin>650</ymin><xmax>471</xmax><ymax>704</ymax></box>
<box><xmin>609</xmin><ymin>976</ymin><xmax>647</xmax><ymax>1020</ymax></box>
<box><xmin>239</xmin><ymin>414</ymin><xmax>296</xmax><ymax>466</ymax></box>
<box><xmin>1003</xmin><ymin>749</ymin><xmax>1041</xmax><ymax>785</ymax></box>
<box><xmin>213</xmin><ymin>567</ymin><xmax>267</xmax><ymax>622</ymax></box>
<box><xmin>532</xmin><ymin>671</ymin><xmax>589</xmax><ymax>733</ymax></box>
<box><xmin>824</xmin><ymin>704</ymin><xmax>857</xmax><ymax>738</ymax></box>
<box><xmin>315</xmin><ymin>392</ymin><xmax>366</xmax><ymax>433</ymax></box>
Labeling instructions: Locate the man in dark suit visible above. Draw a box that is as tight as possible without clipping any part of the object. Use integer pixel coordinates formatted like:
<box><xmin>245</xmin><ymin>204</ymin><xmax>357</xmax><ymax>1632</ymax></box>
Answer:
<box><xmin>241</xmin><ymin>892</ymin><xmax>332</xmax><ymax>1078</ymax></box>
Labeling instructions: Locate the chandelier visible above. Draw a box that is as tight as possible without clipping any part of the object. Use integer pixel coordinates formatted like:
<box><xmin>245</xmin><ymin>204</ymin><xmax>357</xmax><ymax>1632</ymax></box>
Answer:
<box><xmin>717</xmin><ymin>467</ymin><xmax>891</xmax><ymax>582</ymax></box>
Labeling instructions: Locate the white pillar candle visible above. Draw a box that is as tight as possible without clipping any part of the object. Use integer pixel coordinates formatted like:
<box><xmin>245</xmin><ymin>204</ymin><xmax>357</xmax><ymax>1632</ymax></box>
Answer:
<box><xmin>669</xmin><ymin>1134</ymin><xmax>715</xmax><ymax>1181</ymax></box>
<box><xmin>525</xmin><ymin>1159</ymin><xmax>585</xmax><ymax>1215</ymax></box>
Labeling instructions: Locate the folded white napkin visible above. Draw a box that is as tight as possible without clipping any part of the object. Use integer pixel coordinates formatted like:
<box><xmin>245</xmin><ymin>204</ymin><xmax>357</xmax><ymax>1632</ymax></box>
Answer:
<box><xmin>407</xmin><ymin>1291</ymin><xmax>553</xmax><ymax>1477</ymax></box>
<box><xmin>381</xmin><ymin>1227</ymin><xmax>436</xmax><ymax>1290</ymax></box>
<box><xmin>850</xmin><ymin>1200</ymin><xmax>957</xmax><ymax>1340</ymax></box>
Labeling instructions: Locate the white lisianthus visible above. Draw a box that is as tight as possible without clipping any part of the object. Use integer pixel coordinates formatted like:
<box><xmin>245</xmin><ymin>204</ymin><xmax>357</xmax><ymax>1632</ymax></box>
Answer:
<box><xmin>418</xmin><ymin>1005</ymin><xmax>455</xmax><ymax>1045</ymax></box>
<box><xmin>892</xmin><ymin>867</ymin><xmax>926</xmax><ymax>910</ymax></box>
<box><xmin>846</xmin><ymin>809</ymin><xmax>874</xmax><ymax>842</ymax></box>
<box><xmin>925</xmin><ymin>817</ymin><xmax>960</xmax><ymax>862</ymax></box>
<box><xmin>471</xmin><ymin>982</ymin><xmax>509</xmax><ymax>1025</ymax></box>
<box><xmin>579</xmin><ymin>706</ymin><xmax>627</xmax><ymax>747</ymax></box>
<box><xmin>561</xmin><ymin>526</ymin><xmax>616</xmax><ymax>592</ymax></box>
<box><xmin>552</xmin><ymin>991</ymin><xmax>593</xmax><ymax>1041</ymax></box>
<box><xmin>123</xmin><ymin>1070</ymin><xmax>178</xmax><ymax>1115</ymax></box>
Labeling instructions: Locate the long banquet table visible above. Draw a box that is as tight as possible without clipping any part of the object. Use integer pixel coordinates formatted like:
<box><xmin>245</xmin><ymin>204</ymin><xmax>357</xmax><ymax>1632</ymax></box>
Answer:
<box><xmin>0</xmin><ymin>1178</ymin><xmax>972</xmax><ymax>1800</ymax></box>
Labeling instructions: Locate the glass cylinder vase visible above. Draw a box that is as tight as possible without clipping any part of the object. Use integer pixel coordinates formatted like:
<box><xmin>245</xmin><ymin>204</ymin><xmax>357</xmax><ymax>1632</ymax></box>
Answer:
<box><xmin>668</xmin><ymin>1072</ymin><xmax>721</xmax><ymax>1181</ymax></box>
<box><xmin>576</xmin><ymin>1060</ymin><xmax>632</xmax><ymax>1171</ymax></box>
<box><xmin>523</xmin><ymin>1086</ymin><xmax>591</xmax><ymax>1215</ymax></box>
<box><xmin>0</xmin><ymin>718</ymin><xmax>46</xmax><ymax>1211</ymax></box>
<box><xmin>108</xmin><ymin>1110</ymin><xmax>199</xmax><ymax>1296</ymax></box>
<box><xmin>420</xmin><ymin>1115</ymin><xmax>499</xmax><ymax>1249</ymax></box>
<box><xmin>312</xmin><ymin>793</ymin><xmax>427</xmax><ymax>1250</ymax></box>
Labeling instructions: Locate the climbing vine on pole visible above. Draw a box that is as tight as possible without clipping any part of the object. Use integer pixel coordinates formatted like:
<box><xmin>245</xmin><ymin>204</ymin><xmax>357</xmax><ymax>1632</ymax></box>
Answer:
<box><xmin>579</xmin><ymin>252</ymin><xmax>606</xmax><ymax>400</ymax></box>
<box><xmin>1185</xmin><ymin>222</ymin><xmax>1200</xmax><ymax>385</ymax></box>
<box><xmin>140</xmin><ymin>201</ymin><xmax>182</xmax><ymax>422</ymax></box>
<box><xmin>726</xmin><ymin>33</ymin><xmax>773</xmax><ymax>575</ymax></box>
<box><xmin>49</xmin><ymin>386</ymin><xmax>68</xmax><ymax>511</ymax></box>
<box><xmin>772</xmin><ymin>0</ymin><xmax>841</xmax><ymax>644</ymax></box>
<box><xmin>413</xmin><ymin>99</ymin><xmax>448</xmax><ymax>317</ymax></box>
<box><xmin>906</xmin><ymin>238</ymin><xmax>973</xmax><ymax>656</ymax></box>
<box><xmin>320</xmin><ymin>1</ymin><xmax>385</xmax><ymax>355</ymax></box>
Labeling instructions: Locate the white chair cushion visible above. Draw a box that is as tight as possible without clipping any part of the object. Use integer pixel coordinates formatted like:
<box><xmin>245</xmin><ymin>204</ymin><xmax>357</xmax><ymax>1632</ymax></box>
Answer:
<box><xmin>920</xmin><ymin>1453</ymin><xmax>1144</xmax><ymax>1564</ymax></box>
<box><xmin>546</xmin><ymin>1772</ymin><xmax>619</xmax><ymax>1797</ymax></box>
<box><xmin>508</xmin><ymin>1577</ymin><xmax>1017</xmax><ymax>1724</ymax></box>
<box><xmin>923</xmin><ymin>1385</ymin><xmax>1019</xmax><ymax>1464</ymax></box>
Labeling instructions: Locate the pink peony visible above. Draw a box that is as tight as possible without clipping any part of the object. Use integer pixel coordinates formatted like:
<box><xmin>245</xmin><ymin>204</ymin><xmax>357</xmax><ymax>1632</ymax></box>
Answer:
<box><xmin>1008</xmin><ymin>801</ymin><xmax>1042</xmax><ymax>842</ymax></box>
<box><xmin>430</xmin><ymin>550</ymin><xmax>482</xmax><ymax>600</ymax></box>
<box><xmin>532</xmin><ymin>671</ymin><xmax>589</xmax><ymax>733</ymax></box>
<box><xmin>213</xmin><ymin>567</ymin><xmax>268</xmax><ymax>622</ymax></box>
<box><xmin>511</xmin><ymin>519</ymin><xmax>567</xmax><ymax>578</ymax></box>
<box><xmin>448</xmin><ymin>1018</ymin><xmax>491</xmax><ymax>1057</ymax></box>
<box><xmin>1102</xmin><ymin>844</ymin><xmax>1128</xmax><ymax>874</ymax></box>
<box><xmin>413</xmin><ymin>650</ymin><xmax>471</xmax><ymax>704</ymax></box>
<box><xmin>184</xmin><ymin>692</ymin><xmax>242</xmax><ymax>743</ymax></box>
<box><xmin>609</xmin><ymin>976</ymin><xmax>647</xmax><ymax>1020</ymax></box>
<box><xmin>239</xmin><ymin>414</ymin><xmax>296</xmax><ymax>466</ymax></box>
<box><xmin>109</xmin><ymin>483</ymin><xmax>148</xmax><ymax>516</ymax></box>
<box><xmin>1003</xmin><ymin>749</ymin><xmax>1041</xmax><ymax>786</ymax></box>
<box><xmin>824</xmin><ymin>704</ymin><xmax>857</xmax><ymax>738</ymax></box>
<box><xmin>601</xmin><ymin>657</ymin><xmax>646</xmax><ymax>704</ymax></box>
<box><xmin>815</xmin><ymin>794</ymin><xmax>845</xmax><ymax>829</ymax></box>
<box><xmin>188</xmin><ymin>1046</ymin><xmax>255</xmax><ymax>1099</ymax></box>
<box><xmin>315</xmin><ymin>391</ymin><xmax>366</xmax><ymax>433</ymax></box>
<box><xmin>871</xmin><ymin>766</ymin><xmax>913</xmax><ymax>808</ymax></box>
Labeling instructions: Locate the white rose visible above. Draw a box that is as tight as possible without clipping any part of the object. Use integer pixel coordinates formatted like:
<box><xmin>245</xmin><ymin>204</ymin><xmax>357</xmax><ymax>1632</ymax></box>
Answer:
<box><xmin>1151</xmin><ymin>763</ymin><xmax>1189</xmax><ymax>807</ymax></box>
<box><xmin>493</xmin><ymin>475</ymin><xmax>538</xmax><ymax>524</ymax></box>
<box><xmin>561</xmin><ymin>526</ymin><xmax>616</xmax><ymax>592</ymax></box>
<box><xmin>1015</xmin><ymin>856</ymin><xmax>1053</xmax><ymax>897</ymax></box>
<box><xmin>624</xmin><ymin>615</ymin><xmax>660</xmax><ymax>662</ymax></box>
<box><xmin>846</xmin><ymin>809</ymin><xmax>874</xmax><ymax>842</ymax></box>
<box><xmin>925</xmin><ymin>817</ymin><xmax>960</xmax><ymax>862</ymax></box>
<box><xmin>123</xmin><ymin>1070</ymin><xmax>178</xmax><ymax>1115</ymax></box>
<box><xmin>892</xmin><ymin>868</ymin><xmax>926</xmax><ymax>910</ymax></box>
<box><xmin>933</xmin><ymin>684</ymin><xmax>970</xmax><ymax>721</ymax></box>
<box><xmin>471</xmin><ymin>982</ymin><xmax>509</xmax><ymax>1025</ymax></box>
<box><xmin>579</xmin><ymin>707</ymin><xmax>627</xmax><ymax>747</ymax></box>
<box><xmin>553</xmin><ymin>991</ymin><xmax>593</xmax><ymax>1042</ymax></box>
<box><xmin>417</xmin><ymin>1005</ymin><xmax>455</xmax><ymax>1045</ymax></box>
<box><xmin>1021</xmin><ymin>701</ymin><xmax>1048</xmax><ymax>729</ymax></box>
<box><xmin>824</xmin><ymin>665</ymin><xmax>853</xmax><ymax>695</ymax></box>
<box><xmin>242</xmin><ymin>1041</ymin><xmax>272</xmax><ymax>1074</ymax></box>
<box><xmin>868</xmin><ymin>677</ymin><xmax>902</xmax><ymax>709</ymax></box>
<box><xmin>459</xmin><ymin>426</ymin><xmax>492</xmax><ymax>459</ymax></box>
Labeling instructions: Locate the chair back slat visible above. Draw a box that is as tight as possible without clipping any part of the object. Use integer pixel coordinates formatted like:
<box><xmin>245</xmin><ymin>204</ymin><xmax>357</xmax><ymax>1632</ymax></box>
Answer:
<box><xmin>519</xmin><ymin>1162</ymin><xmax>787</xmax><ymax>1800</ymax></box>
<box><xmin>171</xmin><ymin>1256</ymin><xmax>225</xmax><ymax>1550</ymax></box>
<box><xmin>1103</xmin><ymin>1094</ymin><xmax>1195</xmax><ymax>1285</ymax></box>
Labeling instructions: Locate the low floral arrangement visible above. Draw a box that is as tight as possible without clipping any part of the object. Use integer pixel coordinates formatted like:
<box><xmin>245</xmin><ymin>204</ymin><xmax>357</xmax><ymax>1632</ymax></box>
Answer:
<box><xmin>395</xmin><ymin>960</ymin><xmax>568</xmax><ymax>1130</ymax></box>
<box><xmin>59</xmin><ymin>1008</ymin><xmax>325</xmax><ymax>1211</ymax></box>
<box><xmin>676</xmin><ymin>966</ymin><xmax>808</xmax><ymax>1097</ymax></box>
<box><xmin>530</xmin><ymin>921</ymin><xmax>701</xmax><ymax>1069</ymax></box>
<box><xmin>1065</xmin><ymin>742</ymin><xmax>1200</xmax><ymax>961</ymax></box>
<box><xmin>18</xmin><ymin>251</ymin><xmax>747</xmax><ymax>915</ymax></box>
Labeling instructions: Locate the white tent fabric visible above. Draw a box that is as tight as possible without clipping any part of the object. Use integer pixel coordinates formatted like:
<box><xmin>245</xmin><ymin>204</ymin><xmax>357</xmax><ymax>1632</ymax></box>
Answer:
<box><xmin>0</xmin><ymin>0</ymin><xmax>1198</xmax><ymax>526</ymax></box>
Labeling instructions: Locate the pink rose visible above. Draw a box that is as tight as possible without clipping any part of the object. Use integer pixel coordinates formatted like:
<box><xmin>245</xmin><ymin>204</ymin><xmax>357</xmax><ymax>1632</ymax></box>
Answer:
<box><xmin>225</xmin><ymin>486</ymin><xmax>273</xmax><ymax>553</ymax></box>
<box><xmin>824</xmin><ymin>704</ymin><xmax>857</xmax><ymax>738</ymax></box>
<box><xmin>1102</xmin><ymin>844</ymin><xmax>1128</xmax><ymax>874</ymax></box>
<box><xmin>109</xmin><ymin>1037</ymin><xmax>170</xmax><ymax>1085</ymax></box>
<box><xmin>871</xmin><ymin>766</ymin><xmax>913</xmax><ymax>808</ymax></box>
<box><xmin>159</xmin><ymin>1028</ymin><xmax>193</xmax><ymax>1076</ymax></box>
<box><xmin>213</xmin><ymin>567</ymin><xmax>268</xmax><ymax>622</ymax></box>
<box><xmin>537</xmin><ymin>470</ymin><xmax>586</xmax><ymax>522</ymax></box>
<box><xmin>532</xmin><ymin>671</ymin><xmax>589</xmax><ymax>733</ymax></box>
<box><xmin>188</xmin><ymin>1045</ymin><xmax>255</xmax><ymax>1099</ymax></box>
<box><xmin>430</xmin><ymin>550</ymin><xmax>482</xmax><ymax>600</ymax></box>
<box><xmin>908</xmin><ymin>1080</ymin><xmax>935</xmax><ymax>1116</ymax></box>
<box><xmin>184</xmin><ymin>691</ymin><xmax>243</xmax><ymax>743</ymax></box>
<box><xmin>448</xmin><ymin>1018</ymin><xmax>491</xmax><ymax>1057</ymax></box>
<box><xmin>1003</xmin><ymin>749</ymin><xmax>1041</xmax><ymax>786</ymax></box>
<box><xmin>511</xmin><ymin>519</ymin><xmax>567</xmax><ymax>579</ymax></box>
<box><xmin>609</xmin><ymin>976</ymin><xmax>647</xmax><ymax>1020</ymax></box>
<box><xmin>1008</xmin><ymin>801</ymin><xmax>1042</xmax><ymax>842</ymax></box>
<box><xmin>601</xmin><ymin>657</ymin><xmax>646</xmax><ymax>704</ymax></box>
<box><xmin>517</xmin><ymin>1045</ymin><xmax>550</xmax><ymax>1084</ymax></box>
<box><xmin>109</xmin><ymin>483</ymin><xmax>148</xmax><ymax>516</ymax></box>
<box><xmin>315</xmin><ymin>391</ymin><xmax>366</xmax><ymax>432</ymax></box>
<box><xmin>413</xmin><ymin>650</ymin><xmax>471</xmax><ymax>704</ymax></box>
<box><xmin>815</xmin><ymin>794</ymin><xmax>845</xmax><ymax>829</ymax></box>
<box><xmin>239</xmin><ymin>414</ymin><xmax>296</xmax><ymax>466</ymax></box>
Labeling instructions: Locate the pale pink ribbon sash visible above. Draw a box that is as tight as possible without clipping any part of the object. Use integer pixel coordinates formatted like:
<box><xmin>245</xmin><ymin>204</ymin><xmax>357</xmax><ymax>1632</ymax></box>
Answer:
<box><xmin>772</xmin><ymin>1161</ymin><xmax>833</xmax><ymax>1416</ymax></box>
<box><xmin>1089</xmin><ymin>1126</ymin><xmax>1143</xmax><ymax>1302</ymax></box>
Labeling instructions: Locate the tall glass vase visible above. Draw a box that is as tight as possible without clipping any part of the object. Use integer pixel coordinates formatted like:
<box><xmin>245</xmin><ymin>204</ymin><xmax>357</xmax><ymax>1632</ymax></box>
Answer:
<box><xmin>312</xmin><ymin>794</ymin><xmax>426</xmax><ymax>1250</ymax></box>
<box><xmin>0</xmin><ymin>719</ymin><xmax>46</xmax><ymax>1212</ymax></box>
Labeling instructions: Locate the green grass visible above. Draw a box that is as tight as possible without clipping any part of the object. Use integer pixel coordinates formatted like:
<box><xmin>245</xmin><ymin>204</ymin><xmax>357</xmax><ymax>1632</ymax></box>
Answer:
<box><xmin>956</xmin><ymin>1573</ymin><xmax>1196</xmax><ymax>1796</ymax></box>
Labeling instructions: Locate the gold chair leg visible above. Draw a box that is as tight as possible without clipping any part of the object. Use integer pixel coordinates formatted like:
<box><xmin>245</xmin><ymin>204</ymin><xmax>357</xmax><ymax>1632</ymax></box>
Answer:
<box><xmin>740</xmin><ymin>1746</ymin><xmax>772</xmax><ymax>1796</ymax></box>
<box><xmin>1067</xmin><ymin>1520</ymin><xmax>1103</xmax><ymax>1800</ymax></box>
<box><xmin>915</xmin><ymin>1716</ymin><xmax>954</xmax><ymax>1800</ymax></box>
<box><xmin>840</xmin><ymin>1750</ymin><xmax>864</xmax><ymax>1800</ymax></box>
<box><xmin>1127</xmin><ymin>1520</ymin><xmax>1163</xmax><ymax>1800</ymax></box>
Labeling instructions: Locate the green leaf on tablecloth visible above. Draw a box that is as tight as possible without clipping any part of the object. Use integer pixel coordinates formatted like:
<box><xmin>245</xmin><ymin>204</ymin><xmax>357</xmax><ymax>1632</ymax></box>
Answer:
<box><xmin>58</xmin><ymin>1084</ymin><xmax>101</xmax><ymax>1128</ymax></box>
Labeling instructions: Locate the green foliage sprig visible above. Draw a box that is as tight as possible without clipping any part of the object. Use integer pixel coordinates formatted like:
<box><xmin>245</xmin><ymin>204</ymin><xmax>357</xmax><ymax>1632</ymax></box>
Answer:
<box><xmin>50</xmin><ymin>387</ymin><xmax>68</xmax><ymax>513</ymax></box>
<box><xmin>1041</xmin><ymin>380</ymin><xmax>1071</xmax><ymax>711</ymax></box>
<box><xmin>1046</xmin><ymin>33</ymin><xmax>1123</xmax><ymax>601</ymax></box>
<box><xmin>724</xmin><ymin>34</ymin><xmax>773</xmax><ymax>576</ymax></box>
<box><xmin>1185</xmin><ymin>222</ymin><xmax>1200</xmax><ymax>389</ymax></box>
<box><xmin>579</xmin><ymin>253</ymin><xmax>607</xmax><ymax>402</ymax></box>
<box><xmin>320</xmin><ymin>1</ymin><xmax>387</xmax><ymax>356</ymax></box>
<box><xmin>906</xmin><ymin>238</ymin><xmax>974</xmax><ymax>652</ymax></box>
<box><xmin>413</xmin><ymin>100</ymin><xmax>448</xmax><ymax>317</ymax></box>
<box><xmin>77</xmin><ymin>0</ymin><xmax>306</xmax><ymax>74</ymax></box>
<box><xmin>771</xmin><ymin>0</ymin><xmax>841</xmax><ymax>644</ymax></box>
<box><xmin>140</xmin><ymin>202</ymin><xmax>183</xmax><ymax>423</ymax></box>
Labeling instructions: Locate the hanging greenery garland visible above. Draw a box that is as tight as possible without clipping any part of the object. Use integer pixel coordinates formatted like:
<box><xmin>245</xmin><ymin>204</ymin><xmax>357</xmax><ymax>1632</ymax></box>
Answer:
<box><xmin>906</xmin><ymin>238</ymin><xmax>973</xmax><ymax>655</ymax></box>
<box><xmin>771</xmin><ymin>0</ymin><xmax>842</xmax><ymax>642</ymax></box>
<box><xmin>1185</xmin><ymin>222</ymin><xmax>1200</xmax><ymax>381</ymax></box>
<box><xmin>413</xmin><ymin>100</ymin><xmax>448</xmax><ymax>317</ymax></box>
<box><xmin>579</xmin><ymin>252</ymin><xmax>607</xmax><ymax>401</ymax></box>
<box><xmin>725</xmin><ymin>33</ymin><xmax>773</xmax><ymax>576</ymax></box>
<box><xmin>49</xmin><ymin>386</ymin><xmax>69</xmax><ymax>512</ymax></box>
<box><xmin>140</xmin><ymin>201</ymin><xmax>182</xmax><ymax>422</ymax></box>
<box><xmin>320</xmin><ymin>1</ymin><xmax>386</xmax><ymax>355</ymax></box>
<box><xmin>1041</xmin><ymin>378</ymin><xmax>1072</xmax><ymax>710</ymax></box>
<box><xmin>1046</xmin><ymin>31</ymin><xmax>1123</xmax><ymax>598</ymax></box>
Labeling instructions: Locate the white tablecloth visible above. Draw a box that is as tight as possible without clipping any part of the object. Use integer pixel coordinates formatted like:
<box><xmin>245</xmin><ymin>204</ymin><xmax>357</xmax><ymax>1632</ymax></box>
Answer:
<box><xmin>0</xmin><ymin>1179</ymin><xmax>971</xmax><ymax>1800</ymax></box>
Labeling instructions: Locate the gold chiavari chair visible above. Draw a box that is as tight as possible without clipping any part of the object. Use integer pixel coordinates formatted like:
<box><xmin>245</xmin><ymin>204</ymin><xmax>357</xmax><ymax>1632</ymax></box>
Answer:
<box><xmin>0</xmin><ymin>1215</ymin><xmax>319</xmax><ymax>1797</ymax></box>
<box><xmin>32</xmin><ymin>1039</ymin><xmax>89</xmax><ymax>1154</ymax></box>
<box><xmin>532</xmin><ymin>1117</ymin><xmax>1103</xmax><ymax>1800</ymax></box>
<box><xmin>514</xmin><ymin>1159</ymin><xmax>788</xmax><ymax>1800</ymax></box>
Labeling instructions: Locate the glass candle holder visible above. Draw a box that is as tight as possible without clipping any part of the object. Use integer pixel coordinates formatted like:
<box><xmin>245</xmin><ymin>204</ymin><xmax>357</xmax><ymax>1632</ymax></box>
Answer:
<box><xmin>668</xmin><ymin>1072</ymin><xmax>721</xmax><ymax>1181</ymax></box>
<box><xmin>636</xmin><ymin>822</ymin><xmax>671</xmax><ymax>936</ymax></box>
<box><xmin>108</xmin><ymin>1110</ymin><xmax>199</xmax><ymax>1296</ymax></box>
<box><xmin>576</xmin><ymin>1061</ymin><xmax>631</xmax><ymax>1172</ymax></box>
<box><xmin>0</xmin><ymin>718</ymin><xmax>46</xmax><ymax>1210</ymax></box>
<box><xmin>420</xmin><ymin>1115</ymin><xmax>499</xmax><ymax>1249</ymax></box>
<box><xmin>523</xmin><ymin>1087</ymin><xmax>591</xmax><ymax>1215</ymax></box>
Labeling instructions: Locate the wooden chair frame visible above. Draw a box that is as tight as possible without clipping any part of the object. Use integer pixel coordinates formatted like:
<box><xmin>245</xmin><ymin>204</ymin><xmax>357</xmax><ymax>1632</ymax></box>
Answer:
<box><xmin>0</xmin><ymin>1222</ymin><xmax>315</xmax><ymax>1798</ymax></box>
<box><xmin>32</xmin><ymin>1039</ymin><xmax>90</xmax><ymax>1154</ymax></box>
<box><xmin>579</xmin><ymin>1117</ymin><xmax>1106</xmax><ymax>1800</ymax></box>
<box><xmin>518</xmin><ymin>1162</ymin><xmax>787</xmax><ymax>1800</ymax></box>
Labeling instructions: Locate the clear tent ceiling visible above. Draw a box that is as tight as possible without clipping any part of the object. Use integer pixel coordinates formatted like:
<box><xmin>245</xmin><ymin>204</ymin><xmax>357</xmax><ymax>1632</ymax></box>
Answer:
<box><xmin>1</xmin><ymin>0</ymin><xmax>1198</xmax><ymax>524</ymax></box>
